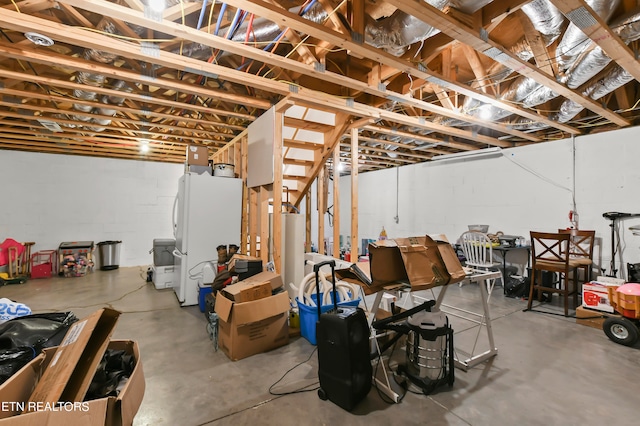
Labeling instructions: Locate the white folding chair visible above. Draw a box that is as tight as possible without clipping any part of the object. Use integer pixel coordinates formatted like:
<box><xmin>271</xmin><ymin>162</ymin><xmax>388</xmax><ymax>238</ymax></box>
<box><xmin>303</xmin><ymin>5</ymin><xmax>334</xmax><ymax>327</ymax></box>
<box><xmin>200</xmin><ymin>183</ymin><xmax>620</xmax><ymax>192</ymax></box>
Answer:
<box><xmin>459</xmin><ymin>231</ymin><xmax>503</xmax><ymax>298</ymax></box>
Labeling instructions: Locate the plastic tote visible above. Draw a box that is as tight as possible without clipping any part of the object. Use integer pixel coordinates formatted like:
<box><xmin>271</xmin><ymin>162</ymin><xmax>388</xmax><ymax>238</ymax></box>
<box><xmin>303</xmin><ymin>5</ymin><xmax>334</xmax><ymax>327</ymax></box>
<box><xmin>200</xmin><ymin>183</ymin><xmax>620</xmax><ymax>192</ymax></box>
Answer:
<box><xmin>97</xmin><ymin>241</ymin><xmax>122</xmax><ymax>271</ymax></box>
<box><xmin>297</xmin><ymin>292</ymin><xmax>360</xmax><ymax>345</ymax></box>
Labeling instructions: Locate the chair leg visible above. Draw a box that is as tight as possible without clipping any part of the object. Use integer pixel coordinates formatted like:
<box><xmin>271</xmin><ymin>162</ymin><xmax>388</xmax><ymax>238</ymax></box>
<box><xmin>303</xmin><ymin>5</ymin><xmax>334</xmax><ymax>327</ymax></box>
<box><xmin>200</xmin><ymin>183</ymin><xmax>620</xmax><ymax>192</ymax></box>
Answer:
<box><xmin>573</xmin><ymin>268</ymin><xmax>579</xmax><ymax>310</ymax></box>
<box><xmin>526</xmin><ymin>269</ymin><xmax>536</xmax><ymax>311</ymax></box>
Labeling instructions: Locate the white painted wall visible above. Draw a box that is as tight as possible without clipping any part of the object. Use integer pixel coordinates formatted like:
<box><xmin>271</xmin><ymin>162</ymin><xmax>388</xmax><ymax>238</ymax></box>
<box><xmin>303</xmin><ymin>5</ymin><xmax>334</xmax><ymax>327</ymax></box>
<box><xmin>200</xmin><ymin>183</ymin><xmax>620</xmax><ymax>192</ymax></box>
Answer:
<box><xmin>336</xmin><ymin>127</ymin><xmax>640</xmax><ymax>280</ymax></box>
<box><xmin>5</xmin><ymin>125</ymin><xmax>639</xmax><ymax>275</ymax></box>
<box><xmin>0</xmin><ymin>151</ymin><xmax>183</xmax><ymax>267</ymax></box>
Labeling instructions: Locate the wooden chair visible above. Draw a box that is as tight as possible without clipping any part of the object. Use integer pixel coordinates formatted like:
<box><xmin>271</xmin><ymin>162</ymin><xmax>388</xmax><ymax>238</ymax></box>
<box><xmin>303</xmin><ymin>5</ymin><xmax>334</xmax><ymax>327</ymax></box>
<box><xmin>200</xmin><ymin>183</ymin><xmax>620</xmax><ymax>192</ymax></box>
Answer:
<box><xmin>527</xmin><ymin>232</ymin><xmax>580</xmax><ymax>317</ymax></box>
<box><xmin>558</xmin><ymin>229</ymin><xmax>595</xmax><ymax>285</ymax></box>
<box><xmin>459</xmin><ymin>231</ymin><xmax>503</xmax><ymax>297</ymax></box>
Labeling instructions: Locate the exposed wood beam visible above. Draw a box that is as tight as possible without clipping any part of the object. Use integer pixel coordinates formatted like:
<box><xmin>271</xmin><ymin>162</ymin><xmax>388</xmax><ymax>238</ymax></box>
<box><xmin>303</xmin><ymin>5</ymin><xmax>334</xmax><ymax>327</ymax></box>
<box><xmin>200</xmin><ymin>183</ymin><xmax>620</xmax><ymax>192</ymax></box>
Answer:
<box><xmin>482</xmin><ymin>0</ymin><xmax>530</xmax><ymax>29</ymax></box>
<box><xmin>53</xmin><ymin>0</ymin><xmax>547</xmax><ymax>141</ymax></box>
<box><xmin>386</xmin><ymin>0</ymin><xmax>628</xmax><ymax>127</ymax></box>
<box><xmin>350</xmin><ymin>127</ymin><xmax>358</xmax><ymax>257</ymax></box>
<box><xmin>0</xmin><ymin>109</ymin><xmax>227</xmax><ymax>145</ymax></box>
<box><xmin>284</xmin><ymin>116</ymin><xmax>335</xmax><ymax>133</ymax></box>
<box><xmin>283</xmin><ymin>139</ymin><xmax>323</xmax><ymax>150</ymax></box>
<box><xmin>550</xmin><ymin>0</ymin><xmax>640</xmax><ymax>84</ymax></box>
<box><xmin>516</xmin><ymin>10</ymin><xmax>556</xmax><ymax>77</ymax></box>
<box><xmin>0</xmin><ymin>142</ymin><xmax>182</xmax><ymax>162</ymax></box>
<box><xmin>0</xmin><ymin>43</ymin><xmax>269</xmax><ymax>112</ymax></box>
<box><xmin>340</xmin><ymin>144</ymin><xmax>424</xmax><ymax>161</ymax></box>
<box><xmin>461</xmin><ymin>44</ymin><xmax>495</xmax><ymax>96</ymax></box>
<box><xmin>215</xmin><ymin>0</ymin><xmax>580</xmax><ymax>133</ymax></box>
<box><xmin>0</xmin><ymin>86</ymin><xmax>238</xmax><ymax>136</ymax></box>
<box><xmin>293</xmin><ymin>113</ymin><xmax>351</xmax><ymax>208</ymax></box>
<box><xmin>0</xmin><ymin>99</ymin><xmax>231</xmax><ymax>138</ymax></box>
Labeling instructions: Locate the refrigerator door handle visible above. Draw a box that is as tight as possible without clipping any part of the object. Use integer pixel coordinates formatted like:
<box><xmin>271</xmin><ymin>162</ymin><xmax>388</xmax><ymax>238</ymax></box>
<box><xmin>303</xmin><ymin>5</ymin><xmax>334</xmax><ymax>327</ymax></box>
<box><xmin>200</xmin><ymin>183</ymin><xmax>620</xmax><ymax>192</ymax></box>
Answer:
<box><xmin>172</xmin><ymin>194</ymin><xmax>179</xmax><ymax>238</ymax></box>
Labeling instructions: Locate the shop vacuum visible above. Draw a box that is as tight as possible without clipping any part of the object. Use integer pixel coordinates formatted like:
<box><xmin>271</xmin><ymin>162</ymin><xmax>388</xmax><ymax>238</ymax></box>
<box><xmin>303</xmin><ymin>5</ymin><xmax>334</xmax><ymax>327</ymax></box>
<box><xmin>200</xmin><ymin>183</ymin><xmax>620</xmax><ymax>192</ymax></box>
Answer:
<box><xmin>373</xmin><ymin>299</ymin><xmax>454</xmax><ymax>395</ymax></box>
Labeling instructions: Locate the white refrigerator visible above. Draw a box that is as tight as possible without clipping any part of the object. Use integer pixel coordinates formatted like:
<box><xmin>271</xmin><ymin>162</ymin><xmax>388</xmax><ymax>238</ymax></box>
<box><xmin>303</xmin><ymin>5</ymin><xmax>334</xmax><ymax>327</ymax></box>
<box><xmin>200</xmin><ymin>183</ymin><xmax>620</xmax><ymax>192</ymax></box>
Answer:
<box><xmin>172</xmin><ymin>173</ymin><xmax>242</xmax><ymax>306</ymax></box>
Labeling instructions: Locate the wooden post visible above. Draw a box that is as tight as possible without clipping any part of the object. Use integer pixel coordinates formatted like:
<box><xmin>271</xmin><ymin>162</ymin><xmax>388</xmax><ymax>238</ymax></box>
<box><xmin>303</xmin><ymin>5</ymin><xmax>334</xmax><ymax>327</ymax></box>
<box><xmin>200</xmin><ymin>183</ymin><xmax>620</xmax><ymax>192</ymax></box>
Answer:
<box><xmin>272</xmin><ymin>112</ymin><xmax>284</xmax><ymax>274</ymax></box>
<box><xmin>259</xmin><ymin>185</ymin><xmax>270</xmax><ymax>265</ymax></box>
<box><xmin>305</xmin><ymin>190</ymin><xmax>312</xmax><ymax>252</ymax></box>
<box><xmin>249</xmin><ymin>187</ymin><xmax>258</xmax><ymax>257</ymax></box>
<box><xmin>332</xmin><ymin>147</ymin><xmax>341</xmax><ymax>259</ymax></box>
<box><xmin>350</xmin><ymin>128</ymin><xmax>359</xmax><ymax>259</ymax></box>
<box><xmin>317</xmin><ymin>167</ymin><xmax>325</xmax><ymax>255</ymax></box>
<box><xmin>240</xmin><ymin>137</ymin><xmax>248</xmax><ymax>254</ymax></box>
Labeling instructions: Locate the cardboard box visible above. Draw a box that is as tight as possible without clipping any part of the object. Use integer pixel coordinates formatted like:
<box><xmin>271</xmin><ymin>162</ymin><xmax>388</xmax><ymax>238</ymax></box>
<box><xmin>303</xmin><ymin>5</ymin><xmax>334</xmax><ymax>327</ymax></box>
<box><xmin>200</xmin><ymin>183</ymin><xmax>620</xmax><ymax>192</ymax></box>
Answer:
<box><xmin>27</xmin><ymin>308</ymin><xmax>120</xmax><ymax>408</ymax></box>
<box><xmin>575</xmin><ymin>306</ymin><xmax>608</xmax><ymax>329</ymax></box>
<box><xmin>0</xmin><ymin>340</ymin><xmax>144</xmax><ymax>426</ymax></box>
<box><xmin>237</xmin><ymin>271</ymin><xmax>283</xmax><ymax>292</ymax></box>
<box><xmin>222</xmin><ymin>280</ymin><xmax>271</xmax><ymax>303</ymax></box>
<box><xmin>215</xmin><ymin>291</ymin><xmax>290</xmax><ymax>361</ymax></box>
<box><xmin>186</xmin><ymin>145</ymin><xmax>208</xmax><ymax>166</ymax></box>
<box><xmin>582</xmin><ymin>281</ymin><xmax>621</xmax><ymax>313</ymax></box>
<box><xmin>368</xmin><ymin>235</ymin><xmax>465</xmax><ymax>291</ymax></box>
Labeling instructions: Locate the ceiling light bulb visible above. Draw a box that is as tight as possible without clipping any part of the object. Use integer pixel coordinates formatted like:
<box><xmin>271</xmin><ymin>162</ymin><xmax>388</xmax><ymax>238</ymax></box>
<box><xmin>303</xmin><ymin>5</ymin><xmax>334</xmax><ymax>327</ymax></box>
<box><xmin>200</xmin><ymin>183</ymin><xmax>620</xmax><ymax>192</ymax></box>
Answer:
<box><xmin>479</xmin><ymin>107</ymin><xmax>493</xmax><ymax>121</ymax></box>
<box><xmin>140</xmin><ymin>143</ymin><xmax>150</xmax><ymax>153</ymax></box>
<box><xmin>337</xmin><ymin>162</ymin><xmax>345</xmax><ymax>172</ymax></box>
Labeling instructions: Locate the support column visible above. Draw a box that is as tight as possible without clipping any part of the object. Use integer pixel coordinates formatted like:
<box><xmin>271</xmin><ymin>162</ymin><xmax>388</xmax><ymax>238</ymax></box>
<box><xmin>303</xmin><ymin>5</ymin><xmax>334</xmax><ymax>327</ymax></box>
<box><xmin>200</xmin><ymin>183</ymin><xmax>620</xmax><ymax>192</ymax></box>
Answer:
<box><xmin>317</xmin><ymin>167</ymin><xmax>325</xmax><ymax>255</ymax></box>
<box><xmin>350</xmin><ymin>128</ymin><xmax>359</xmax><ymax>260</ymax></box>
<box><xmin>333</xmin><ymin>148</ymin><xmax>341</xmax><ymax>259</ymax></box>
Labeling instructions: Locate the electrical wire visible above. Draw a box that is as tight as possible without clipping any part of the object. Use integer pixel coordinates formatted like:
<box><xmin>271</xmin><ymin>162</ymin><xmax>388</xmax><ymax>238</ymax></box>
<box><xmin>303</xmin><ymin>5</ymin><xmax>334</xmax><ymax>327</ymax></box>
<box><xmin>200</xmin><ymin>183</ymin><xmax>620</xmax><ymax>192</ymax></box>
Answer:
<box><xmin>268</xmin><ymin>347</ymin><xmax>319</xmax><ymax>396</ymax></box>
<box><xmin>501</xmin><ymin>152</ymin><xmax>573</xmax><ymax>193</ymax></box>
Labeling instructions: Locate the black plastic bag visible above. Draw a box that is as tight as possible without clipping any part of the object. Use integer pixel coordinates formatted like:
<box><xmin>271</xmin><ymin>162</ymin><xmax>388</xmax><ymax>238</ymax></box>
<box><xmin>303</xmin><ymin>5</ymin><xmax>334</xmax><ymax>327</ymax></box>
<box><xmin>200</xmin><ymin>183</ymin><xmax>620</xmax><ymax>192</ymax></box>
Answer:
<box><xmin>0</xmin><ymin>312</ymin><xmax>78</xmax><ymax>385</ymax></box>
<box><xmin>505</xmin><ymin>276</ymin><xmax>530</xmax><ymax>298</ymax></box>
<box><xmin>85</xmin><ymin>349</ymin><xmax>135</xmax><ymax>401</ymax></box>
<box><xmin>0</xmin><ymin>347</ymin><xmax>35</xmax><ymax>384</ymax></box>
<box><xmin>0</xmin><ymin>312</ymin><xmax>77</xmax><ymax>351</ymax></box>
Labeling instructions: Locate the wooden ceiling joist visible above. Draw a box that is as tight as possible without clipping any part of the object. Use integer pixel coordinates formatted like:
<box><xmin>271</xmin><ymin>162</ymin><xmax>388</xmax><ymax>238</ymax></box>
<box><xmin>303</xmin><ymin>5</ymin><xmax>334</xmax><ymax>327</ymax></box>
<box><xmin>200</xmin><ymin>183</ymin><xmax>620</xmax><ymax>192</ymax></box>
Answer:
<box><xmin>385</xmin><ymin>0</ymin><xmax>628</xmax><ymax>127</ymax></box>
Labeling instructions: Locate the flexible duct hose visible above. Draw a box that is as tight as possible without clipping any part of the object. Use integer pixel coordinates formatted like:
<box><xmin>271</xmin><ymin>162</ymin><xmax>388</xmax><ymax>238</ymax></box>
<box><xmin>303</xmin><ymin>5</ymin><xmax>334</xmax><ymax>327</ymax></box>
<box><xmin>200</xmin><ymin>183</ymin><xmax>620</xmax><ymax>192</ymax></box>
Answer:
<box><xmin>294</xmin><ymin>271</ymin><xmax>358</xmax><ymax>307</ymax></box>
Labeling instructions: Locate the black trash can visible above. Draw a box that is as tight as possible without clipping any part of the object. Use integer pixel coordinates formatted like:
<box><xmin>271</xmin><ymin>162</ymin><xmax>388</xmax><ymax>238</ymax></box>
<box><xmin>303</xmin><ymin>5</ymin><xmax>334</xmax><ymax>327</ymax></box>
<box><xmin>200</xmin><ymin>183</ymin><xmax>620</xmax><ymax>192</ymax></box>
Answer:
<box><xmin>97</xmin><ymin>241</ymin><xmax>122</xmax><ymax>271</ymax></box>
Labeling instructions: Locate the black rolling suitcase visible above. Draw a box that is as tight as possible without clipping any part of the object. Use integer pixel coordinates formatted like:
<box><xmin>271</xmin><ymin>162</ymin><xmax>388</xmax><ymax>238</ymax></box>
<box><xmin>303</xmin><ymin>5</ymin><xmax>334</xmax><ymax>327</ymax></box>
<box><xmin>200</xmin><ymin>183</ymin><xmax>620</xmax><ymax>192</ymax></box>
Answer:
<box><xmin>314</xmin><ymin>260</ymin><xmax>372</xmax><ymax>411</ymax></box>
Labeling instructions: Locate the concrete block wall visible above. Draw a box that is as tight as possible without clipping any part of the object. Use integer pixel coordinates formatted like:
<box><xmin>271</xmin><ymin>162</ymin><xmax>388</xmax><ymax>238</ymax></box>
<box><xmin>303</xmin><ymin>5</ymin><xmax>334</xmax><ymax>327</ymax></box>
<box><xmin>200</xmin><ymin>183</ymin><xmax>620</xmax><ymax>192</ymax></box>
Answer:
<box><xmin>338</xmin><ymin>127</ymin><xmax>640</xmax><ymax>280</ymax></box>
<box><xmin>0</xmin><ymin>151</ymin><xmax>183</xmax><ymax>268</ymax></box>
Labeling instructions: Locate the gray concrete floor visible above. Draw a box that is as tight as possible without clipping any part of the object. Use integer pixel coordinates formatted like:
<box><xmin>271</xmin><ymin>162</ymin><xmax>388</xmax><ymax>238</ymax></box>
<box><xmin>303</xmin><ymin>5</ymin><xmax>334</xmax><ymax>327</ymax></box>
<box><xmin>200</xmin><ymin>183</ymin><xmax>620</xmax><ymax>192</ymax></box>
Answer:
<box><xmin>2</xmin><ymin>267</ymin><xmax>639</xmax><ymax>425</ymax></box>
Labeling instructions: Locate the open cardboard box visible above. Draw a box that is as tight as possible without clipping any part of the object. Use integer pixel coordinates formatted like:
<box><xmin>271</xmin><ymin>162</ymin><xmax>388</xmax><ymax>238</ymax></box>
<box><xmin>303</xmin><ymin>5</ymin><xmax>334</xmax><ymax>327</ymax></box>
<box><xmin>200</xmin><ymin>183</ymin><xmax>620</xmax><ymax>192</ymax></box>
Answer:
<box><xmin>0</xmin><ymin>340</ymin><xmax>144</xmax><ymax>426</ymax></box>
<box><xmin>368</xmin><ymin>235</ymin><xmax>465</xmax><ymax>291</ymax></box>
<box><xmin>28</xmin><ymin>308</ymin><xmax>120</xmax><ymax>407</ymax></box>
<box><xmin>215</xmin><ymin>287</ymin><xmax>290</xmax><ymax>361</ymax></box>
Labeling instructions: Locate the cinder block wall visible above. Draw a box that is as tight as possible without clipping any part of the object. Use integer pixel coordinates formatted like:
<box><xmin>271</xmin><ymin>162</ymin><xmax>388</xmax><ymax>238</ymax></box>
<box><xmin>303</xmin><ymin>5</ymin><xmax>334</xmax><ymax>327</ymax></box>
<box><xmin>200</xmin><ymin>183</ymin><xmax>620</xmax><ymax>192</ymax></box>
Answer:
<box><xmin>0</xmin><ymin>151</ymin><xmax>183</xmax><ymax>268</ymax></box>
<box><xmin>338</xmin><ymin>127</ymin><xmax>640</xmax><ymax>279</ymax></box>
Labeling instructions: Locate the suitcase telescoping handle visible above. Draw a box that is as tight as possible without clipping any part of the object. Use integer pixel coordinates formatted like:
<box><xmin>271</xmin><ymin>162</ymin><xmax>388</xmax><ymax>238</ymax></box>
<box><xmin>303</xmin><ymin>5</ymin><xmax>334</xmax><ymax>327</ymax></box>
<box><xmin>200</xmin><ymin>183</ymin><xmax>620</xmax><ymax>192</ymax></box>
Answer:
<box><xmin>313</xmin><ymin>260</ymin><xmax>337</xmax><ymax>317</ymax></box>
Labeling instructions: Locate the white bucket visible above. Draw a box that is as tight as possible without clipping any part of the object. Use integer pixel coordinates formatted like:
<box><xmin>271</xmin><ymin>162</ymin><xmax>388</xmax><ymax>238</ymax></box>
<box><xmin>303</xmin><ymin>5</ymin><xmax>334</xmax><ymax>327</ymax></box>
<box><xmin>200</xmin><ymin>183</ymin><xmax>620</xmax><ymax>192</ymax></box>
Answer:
<box><xmin>213</xmin><ymin>163</ymin><xmax>235</xmax><ymax>177</ymax></box>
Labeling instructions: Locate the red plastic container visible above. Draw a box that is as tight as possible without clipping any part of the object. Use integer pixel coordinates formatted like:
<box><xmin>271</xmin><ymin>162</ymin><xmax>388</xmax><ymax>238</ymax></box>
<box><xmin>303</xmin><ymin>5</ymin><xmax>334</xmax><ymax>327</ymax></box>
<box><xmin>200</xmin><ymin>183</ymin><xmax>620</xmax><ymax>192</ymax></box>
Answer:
<box><xmin>31</xmin><ymin>250</ymin><xmax>57</xmax><ymax>279</ymax></box>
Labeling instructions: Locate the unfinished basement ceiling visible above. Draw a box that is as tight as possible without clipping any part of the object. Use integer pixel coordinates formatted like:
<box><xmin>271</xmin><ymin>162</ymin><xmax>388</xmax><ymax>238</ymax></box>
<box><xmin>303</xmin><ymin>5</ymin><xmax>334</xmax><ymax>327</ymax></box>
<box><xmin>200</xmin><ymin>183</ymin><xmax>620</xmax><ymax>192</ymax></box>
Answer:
<box><xmin>1</xmin><ymin>0</ymin><xmax>640</xmax><ymax>171</ymax></box>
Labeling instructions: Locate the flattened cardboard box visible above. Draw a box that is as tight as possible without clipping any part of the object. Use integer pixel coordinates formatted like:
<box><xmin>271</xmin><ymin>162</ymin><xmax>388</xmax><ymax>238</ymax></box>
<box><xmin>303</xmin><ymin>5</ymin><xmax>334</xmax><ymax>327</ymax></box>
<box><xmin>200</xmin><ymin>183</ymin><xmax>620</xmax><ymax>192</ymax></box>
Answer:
<box><xmin>215</xmin><ymin>291</ymin><xmax>290</xmax><ymax>361</ymax></box>
<box><xmin>0</xmin><ymin>340</ymin><xmax>144</xmax><ymax>426</ymax></box>
<box><xmin>222</xmin><ymin>280</ymin><xmax>271</xmax><ymax>303</ymax></box>
<box><xmin>27</xmin><ymin>308</ymin><xmax>120</xmax><ymax>408</ymax></box>
<box><xmin>369</xmin><ymin>235</ymin><xmax>465</xmax><ymax>291</ymax></box>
